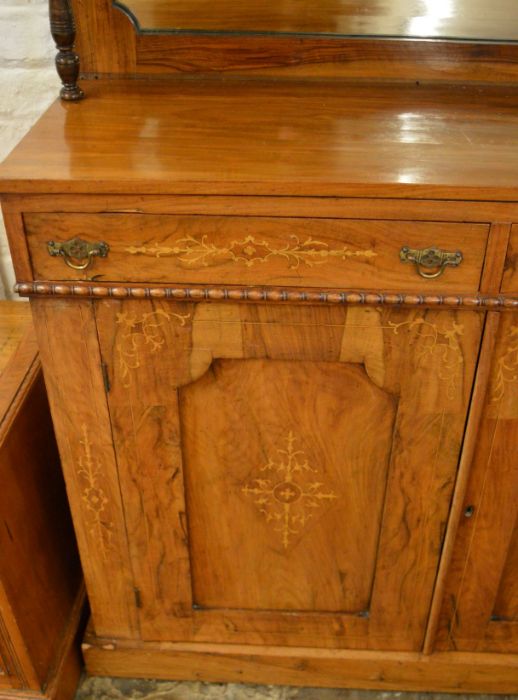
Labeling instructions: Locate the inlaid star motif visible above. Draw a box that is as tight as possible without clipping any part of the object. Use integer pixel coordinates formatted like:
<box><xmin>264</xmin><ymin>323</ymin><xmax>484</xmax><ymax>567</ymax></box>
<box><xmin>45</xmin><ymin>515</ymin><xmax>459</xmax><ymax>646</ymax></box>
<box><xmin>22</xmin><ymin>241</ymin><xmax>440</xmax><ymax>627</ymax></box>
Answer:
<box><xmin>241</xmin><ymin>431</ymin><xmax>338</xmax><ymax>549</ymax></box>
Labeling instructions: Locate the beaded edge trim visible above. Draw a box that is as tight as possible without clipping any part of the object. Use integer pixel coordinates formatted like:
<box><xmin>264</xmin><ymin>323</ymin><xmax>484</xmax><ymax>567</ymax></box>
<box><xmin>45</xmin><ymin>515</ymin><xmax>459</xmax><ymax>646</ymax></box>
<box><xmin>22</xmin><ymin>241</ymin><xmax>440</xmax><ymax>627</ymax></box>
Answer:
<box><xmin>15</xmin><ymin>282</ymin><xmax>518</xmax><ymax>309</ymax></box>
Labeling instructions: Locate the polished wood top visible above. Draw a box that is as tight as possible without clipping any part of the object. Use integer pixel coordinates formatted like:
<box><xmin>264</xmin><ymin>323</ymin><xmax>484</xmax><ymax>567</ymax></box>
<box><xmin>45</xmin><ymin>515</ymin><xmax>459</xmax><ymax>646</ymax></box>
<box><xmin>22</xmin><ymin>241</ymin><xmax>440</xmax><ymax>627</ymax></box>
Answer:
<box><xmin>120</xmin><ymin>0</ymin><xmax>518</xmax><ymax>40</ymax></box>
<box><xmin>2</xmin><ymin>78</ymin><xmax>518</xmax><ymax>200</ymax></box>
<box><xmin>0</xmin><ymin>302</ymin><xmax>32</xmax><ymax>377</ymax></box>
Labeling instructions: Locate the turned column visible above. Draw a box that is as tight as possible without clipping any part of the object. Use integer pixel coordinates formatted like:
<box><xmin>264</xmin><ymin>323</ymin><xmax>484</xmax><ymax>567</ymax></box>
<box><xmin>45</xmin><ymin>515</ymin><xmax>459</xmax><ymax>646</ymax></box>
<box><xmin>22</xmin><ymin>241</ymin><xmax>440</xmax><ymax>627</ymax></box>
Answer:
<box><xmin>49</xmin><ymin>0</ymin><xmax>84</xmax><ymax>101</ymax></box>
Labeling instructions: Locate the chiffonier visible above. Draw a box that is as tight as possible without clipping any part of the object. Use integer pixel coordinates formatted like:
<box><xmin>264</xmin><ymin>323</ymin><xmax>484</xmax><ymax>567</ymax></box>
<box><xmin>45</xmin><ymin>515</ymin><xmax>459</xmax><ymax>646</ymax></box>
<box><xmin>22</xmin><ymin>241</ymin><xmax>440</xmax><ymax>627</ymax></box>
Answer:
<box><xmin>1</xmin><ymin>0</ymin><xmax>518</xmax><ymax>692</ymax></box>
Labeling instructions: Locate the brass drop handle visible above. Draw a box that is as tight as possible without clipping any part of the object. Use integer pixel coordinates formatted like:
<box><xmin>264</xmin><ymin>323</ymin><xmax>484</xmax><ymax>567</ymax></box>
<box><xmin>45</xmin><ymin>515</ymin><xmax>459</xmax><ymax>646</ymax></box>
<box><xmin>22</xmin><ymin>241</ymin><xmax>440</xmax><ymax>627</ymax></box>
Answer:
<box><xmin>400</xmin><ymin>246</ymin><xmax>463</xmax><ymax>279</ymax></box>
<box><xmin>47</xmin><ymin>237</ymin><xmax>110</xmax><ymax>271</ymax></box>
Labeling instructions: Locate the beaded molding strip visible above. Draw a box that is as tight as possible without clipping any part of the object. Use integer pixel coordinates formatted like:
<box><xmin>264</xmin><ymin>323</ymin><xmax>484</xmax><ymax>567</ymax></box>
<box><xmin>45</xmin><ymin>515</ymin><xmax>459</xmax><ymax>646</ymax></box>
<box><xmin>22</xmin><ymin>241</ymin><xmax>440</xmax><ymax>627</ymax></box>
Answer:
<box><xmin>15</xmin><ymin>282</ymin><xmax>518</xmax><ymax>309</ymax></box>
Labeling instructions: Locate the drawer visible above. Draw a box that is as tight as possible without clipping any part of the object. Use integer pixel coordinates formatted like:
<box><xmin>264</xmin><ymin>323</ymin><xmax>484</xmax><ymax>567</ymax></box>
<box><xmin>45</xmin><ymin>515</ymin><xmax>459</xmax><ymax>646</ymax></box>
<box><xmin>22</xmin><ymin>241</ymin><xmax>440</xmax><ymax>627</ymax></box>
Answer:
<box><xmin>502</xmin><ymin>224</ymin><xmax>518</xmax><ymax>293</ymax></box>
<box><xmin>24</xmin><ymin>213</ymin><xmax>489</xmax><ymax>292</ymax></box>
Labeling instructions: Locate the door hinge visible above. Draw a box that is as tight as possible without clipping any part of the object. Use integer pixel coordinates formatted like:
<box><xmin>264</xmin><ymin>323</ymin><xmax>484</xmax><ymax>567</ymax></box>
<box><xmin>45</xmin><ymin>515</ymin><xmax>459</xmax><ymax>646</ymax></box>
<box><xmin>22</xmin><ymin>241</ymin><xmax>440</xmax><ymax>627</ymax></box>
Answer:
<box><xmin>101</xmin><ymin>362</ymin><xmax>111</xmax><ymax>393</ymax></box>
<box><xmin>134</xmin><ymin>587</ymin><xmax>143</xmax><ymax>609</ymax></box>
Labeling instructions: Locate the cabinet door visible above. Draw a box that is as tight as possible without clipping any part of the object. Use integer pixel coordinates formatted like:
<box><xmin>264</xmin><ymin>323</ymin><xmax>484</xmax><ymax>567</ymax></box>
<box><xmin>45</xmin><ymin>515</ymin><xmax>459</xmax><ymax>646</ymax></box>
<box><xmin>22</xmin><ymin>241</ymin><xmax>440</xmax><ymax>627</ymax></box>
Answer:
<box><xmin>435</xmin><ymin>312</ymin><xmax>518</xmax><ymax>653</ymax></box>
<box><xmin>96</xmin><ymin>301</ymin><xmax>483</xmax><ymax>652</ymax></box>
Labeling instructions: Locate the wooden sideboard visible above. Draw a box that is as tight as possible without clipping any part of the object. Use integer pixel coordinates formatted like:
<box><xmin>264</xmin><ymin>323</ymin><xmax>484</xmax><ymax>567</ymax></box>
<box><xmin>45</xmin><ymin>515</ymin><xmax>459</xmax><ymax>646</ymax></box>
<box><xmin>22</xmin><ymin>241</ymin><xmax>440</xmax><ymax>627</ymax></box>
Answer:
<box><xmin>0</xmin><ymin>72</ymin><xmax>517</xmax><ymax>692</ymax></box>
<box><xmin>0</xmin><ymin>302</ymin><xmax>84</xmax><ymax>700</ymax></box>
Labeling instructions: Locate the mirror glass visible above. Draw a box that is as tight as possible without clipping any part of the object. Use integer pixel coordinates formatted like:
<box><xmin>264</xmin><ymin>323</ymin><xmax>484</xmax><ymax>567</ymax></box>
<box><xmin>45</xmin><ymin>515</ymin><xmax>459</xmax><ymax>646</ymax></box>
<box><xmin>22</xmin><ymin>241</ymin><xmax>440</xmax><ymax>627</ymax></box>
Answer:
<box><xmin>114</xmin><ymin>0</ymin><xmax>518</xmax><ymax>41</ymax></box>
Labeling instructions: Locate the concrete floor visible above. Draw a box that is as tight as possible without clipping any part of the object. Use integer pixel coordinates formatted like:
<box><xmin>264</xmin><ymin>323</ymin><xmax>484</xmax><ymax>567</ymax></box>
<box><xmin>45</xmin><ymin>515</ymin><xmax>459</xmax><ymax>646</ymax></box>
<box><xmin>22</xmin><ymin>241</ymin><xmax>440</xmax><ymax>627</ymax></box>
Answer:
<box><xmin>76</xmin><ymin>677</ymin><xmax>518</xmax><ymax>700</ymax></box>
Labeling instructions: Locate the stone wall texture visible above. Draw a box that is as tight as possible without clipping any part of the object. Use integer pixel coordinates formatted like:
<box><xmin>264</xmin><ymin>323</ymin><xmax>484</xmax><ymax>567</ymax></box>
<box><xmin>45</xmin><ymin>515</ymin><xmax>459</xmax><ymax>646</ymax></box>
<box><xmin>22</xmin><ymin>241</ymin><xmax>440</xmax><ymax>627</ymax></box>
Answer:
<box><xmin>0</xmin><ymin>0</ymin><xmax>57</xmax><ymax>298</ymax></box>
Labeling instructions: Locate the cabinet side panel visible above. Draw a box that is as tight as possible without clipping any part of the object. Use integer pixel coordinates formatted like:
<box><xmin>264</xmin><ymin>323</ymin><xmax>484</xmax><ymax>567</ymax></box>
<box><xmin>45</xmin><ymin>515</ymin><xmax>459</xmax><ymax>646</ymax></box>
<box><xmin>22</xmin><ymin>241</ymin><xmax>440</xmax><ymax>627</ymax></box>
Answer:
<box><xmin>0</xmin><ymin>369</ymin><xmax>81</xmax><ymax>685</ymax></box>
<box><xmin>30</xmin><ymin>299</ymin><xmax>139</xmax><ymax>639</ymax></box>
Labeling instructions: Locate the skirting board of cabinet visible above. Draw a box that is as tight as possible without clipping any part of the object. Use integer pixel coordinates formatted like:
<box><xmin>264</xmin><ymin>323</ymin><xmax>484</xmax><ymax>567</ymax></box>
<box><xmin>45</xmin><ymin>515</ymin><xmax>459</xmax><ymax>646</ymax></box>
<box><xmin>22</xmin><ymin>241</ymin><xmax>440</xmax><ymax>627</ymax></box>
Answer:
<box><xmin>82</xmin><ymin>628</ymin><xmax>518</xmax><ymax>694</ymax></box>
<box><xmin>0</xmin><ymin>587</ymin><xmax>87</xmax><ymax>700</ymax></box>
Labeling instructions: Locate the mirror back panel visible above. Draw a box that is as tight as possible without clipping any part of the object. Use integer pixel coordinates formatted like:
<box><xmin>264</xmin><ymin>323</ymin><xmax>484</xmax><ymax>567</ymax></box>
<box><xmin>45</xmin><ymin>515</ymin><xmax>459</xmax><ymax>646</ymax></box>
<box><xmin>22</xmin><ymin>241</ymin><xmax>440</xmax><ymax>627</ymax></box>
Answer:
<box><xmin>71</xmin><ymin>0</ymin><xmax>518</xmax><ymax>81</ymax></box>
<box><xmin>117</xmin><ymin>0</ymin><xmax>518</xmax><ymax>40</ymax></box>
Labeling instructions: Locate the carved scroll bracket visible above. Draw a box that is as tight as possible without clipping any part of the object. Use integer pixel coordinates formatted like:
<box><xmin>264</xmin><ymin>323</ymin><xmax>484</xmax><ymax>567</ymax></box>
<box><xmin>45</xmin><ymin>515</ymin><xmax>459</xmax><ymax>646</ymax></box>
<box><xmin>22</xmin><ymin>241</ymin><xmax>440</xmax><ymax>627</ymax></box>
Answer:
<box><xmin>49</xmin><ymin>0</ymin><xmax>84</xmax><ymax>101</ymax></box>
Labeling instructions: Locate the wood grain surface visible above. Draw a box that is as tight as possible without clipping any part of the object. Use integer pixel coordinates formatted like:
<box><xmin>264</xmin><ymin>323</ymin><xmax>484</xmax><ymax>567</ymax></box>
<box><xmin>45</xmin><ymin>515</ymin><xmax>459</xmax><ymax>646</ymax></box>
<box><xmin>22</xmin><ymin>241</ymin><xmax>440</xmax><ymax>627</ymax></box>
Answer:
<box><xmin>503</xmin><ymin>224</ymin><xmax>518</xmax><ymax>293</ymax></box>
<box><xmin>3</xmin><ymin>11</ymin><xmax>517</xmax><ymax>685</ymax></box>
<box><xmin>69</xmin><ymin>0</ymin><xmax>518</xmax><ymax>81</ymax></box>
<box><xmin>480</xmin><ymin>223</ymin><xmax>511</xmax><ymax>295</ymax></box>
<box><xmin>181</xmin><ymin>359</ymin><xmax>395</xmax><ymax>612</ymax></box>
<box><xmin>133</xmin><ymin>35</ymin><xmax>518</xmax><ymax>82</ymax></box>
<box><xmin>0</xmin><ymin>302</ymin><xmax>32</xmax><ymax>376</ymax></box>
<box><xmin>3</xmin><ymin>79</ymin><xmax>518</xmax><ymax>200</ymax></box>
<box><xmin>0</xmin><ymin>301</ymin><xmax>84</xmax><ymax>700</ymax></box>
<box><xmin>119</xmin><ymin>0</ymin><xmax>518</xmax><ymax>38</ymax></box>
<box><xmin>422</xmin><ymin>312</ymin><xmax>501</xmax><ymax>654</ymax></box>
<box><xmin>30</xmin><ymin>299</ymin><xmax>138</xmax><ymax>640</ymax></box>
<box><xmin>434</xmin><ymin>311</ymin><xmax>518</xmax><ymax>653</ymax></box>
<box><xmin>24</xmin><ymin>213</ymin><xmax>487</xmax><ymax>293</ymax></box>
<box><xmin>5</xmin><ymin>193</ymin><xmax>518</xmax><ymax>221</ymax></box>
<box><xmin>91</xmin><ymin>299</ymin><xmax>483</xmax><ymax>651</ymax></box>
<box><xmin>82</xmin><ymin>628</ymin><xmax>518</xmax><ymax>693</ymax></box>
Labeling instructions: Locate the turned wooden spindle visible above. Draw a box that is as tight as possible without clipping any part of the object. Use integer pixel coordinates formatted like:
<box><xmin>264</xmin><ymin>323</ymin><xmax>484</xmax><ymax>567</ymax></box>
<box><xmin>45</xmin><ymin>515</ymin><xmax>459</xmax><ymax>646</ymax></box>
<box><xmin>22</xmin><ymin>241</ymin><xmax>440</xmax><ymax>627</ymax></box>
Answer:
<box><xmin>49</xmin><ymin>0</ymin><xmax>84</xmax><ymax>101</ymax></box>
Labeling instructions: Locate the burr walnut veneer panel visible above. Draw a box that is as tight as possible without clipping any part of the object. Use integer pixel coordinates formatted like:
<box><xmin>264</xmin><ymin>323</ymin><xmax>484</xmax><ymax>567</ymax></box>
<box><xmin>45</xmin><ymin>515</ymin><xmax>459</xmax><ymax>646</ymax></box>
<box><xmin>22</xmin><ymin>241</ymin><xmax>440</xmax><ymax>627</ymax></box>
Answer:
<box><xmin>89</xmin><ymin>301</ymin><xmax>483</xmax><ymax>652</ymax></box>
<box><xmin>435</xmin><ymin>312</ymin><xmax>518</xmax><ymax>654</ymax></box>
<box><xmin>181</xmin><ymin>359</ymin><xmax>395</xmax><ymax>613</ymax></box>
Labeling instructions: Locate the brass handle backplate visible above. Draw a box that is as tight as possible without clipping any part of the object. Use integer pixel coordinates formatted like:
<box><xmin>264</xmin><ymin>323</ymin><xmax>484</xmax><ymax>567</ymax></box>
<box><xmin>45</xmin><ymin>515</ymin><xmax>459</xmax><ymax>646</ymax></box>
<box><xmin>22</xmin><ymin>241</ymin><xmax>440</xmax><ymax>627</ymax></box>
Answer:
<box><xmin>47</xmin><ymin>238</ymin><xmax>110</xmax><ymax>270</ymax></box>
<box><xmin>400</xmin><ymin>246</ymin><xmax>463</xmax><ymax>279</ymax></box>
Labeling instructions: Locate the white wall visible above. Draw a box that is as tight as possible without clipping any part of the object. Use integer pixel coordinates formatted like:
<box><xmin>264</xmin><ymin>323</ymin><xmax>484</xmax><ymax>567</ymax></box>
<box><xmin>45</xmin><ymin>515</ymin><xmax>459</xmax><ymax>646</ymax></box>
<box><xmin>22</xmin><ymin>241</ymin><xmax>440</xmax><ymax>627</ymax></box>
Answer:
<box><xmin>0</xmin><ymin>0</ymin><xmax>58</xmax><ymax>298</ymax></box>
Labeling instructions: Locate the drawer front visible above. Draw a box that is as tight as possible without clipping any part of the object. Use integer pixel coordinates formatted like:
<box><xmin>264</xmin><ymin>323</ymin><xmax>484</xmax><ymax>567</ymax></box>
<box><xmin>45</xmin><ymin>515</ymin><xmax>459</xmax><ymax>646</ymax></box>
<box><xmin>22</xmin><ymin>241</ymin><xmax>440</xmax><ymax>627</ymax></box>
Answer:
<box><xmin>24</xmin><ymin>213</ymin><xmax>489</xmax><ymax>292</ymax></box>
<box><xmin>502</xmin><ymin>224</ymin><xmax>518</xmax><ymax>293</ymax></box>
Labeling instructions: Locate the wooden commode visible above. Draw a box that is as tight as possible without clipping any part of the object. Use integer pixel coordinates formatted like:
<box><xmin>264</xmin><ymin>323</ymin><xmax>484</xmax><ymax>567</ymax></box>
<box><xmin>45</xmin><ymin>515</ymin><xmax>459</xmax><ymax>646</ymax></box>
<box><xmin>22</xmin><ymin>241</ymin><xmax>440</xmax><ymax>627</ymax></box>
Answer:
<box><xmin>0</xmin><ymin>0</ymin><xmax>517</xmax><ymax>692</ymax></box>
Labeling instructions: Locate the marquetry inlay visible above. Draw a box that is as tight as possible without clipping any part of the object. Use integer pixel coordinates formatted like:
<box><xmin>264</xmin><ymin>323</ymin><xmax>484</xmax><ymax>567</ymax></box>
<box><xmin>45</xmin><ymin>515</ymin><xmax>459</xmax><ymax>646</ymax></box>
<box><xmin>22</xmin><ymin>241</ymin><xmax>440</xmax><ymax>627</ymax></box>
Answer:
<box><xmin>491</xmin><ymin>324</ymin><xmax>518</xmax><ymax>402</ymax></box>
<box><xmin>78</xmin><ymin>423</ymin><xmax>113</xmax><ymax>559</ymax></box>
<box><xmin>125</xmin><ymin>234</ymin><xmax>377</xmax><ymax>269</ymax></box>
<box><xmin>115</xmin><ymin>308</ymin><xmax>191</xmax><ymax>387</ymax></box>
<box><xmin>387</xmin><ymin>317</ymin><xmax>464</xmax><ymax>400</ymax></box>
<box><xmin>241</xmin><ymin>431</ymin><xmax>337</xmax><ymax>550</ymax></box>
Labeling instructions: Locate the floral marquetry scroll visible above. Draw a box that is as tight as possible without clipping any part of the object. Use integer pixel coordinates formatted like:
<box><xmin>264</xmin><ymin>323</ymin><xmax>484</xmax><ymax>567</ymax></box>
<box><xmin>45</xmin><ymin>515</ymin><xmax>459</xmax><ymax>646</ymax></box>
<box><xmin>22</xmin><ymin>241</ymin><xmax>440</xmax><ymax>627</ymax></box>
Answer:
<box><xmin>491</xmin><ymin>323</ymin><xmax>518</xmax><ymax>404</ymax></box>
<box><xmin>241</xmin><ymin>431</ymin><xmax>338</xmax><ymax>550</ymax></box>
<box><xmin>77</xmin><ymin>424</ymin><xmax>114</xmax><ymax>560</ymax></box>
<box><xmin>387</xmin><ymin>317</ymin><xmax>465</xmax><ymax>400</ymax></box>
<box><xmin>115</xmin><ymin>308</ymin><xmax>191</xmax><ymax>387</ymax></box>
<box><xmin>125</xmin><ymin>234</ymin><xmax>377</xmax><ymax>269</ymax></box>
